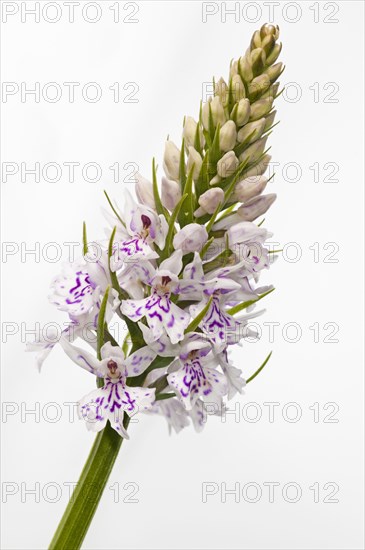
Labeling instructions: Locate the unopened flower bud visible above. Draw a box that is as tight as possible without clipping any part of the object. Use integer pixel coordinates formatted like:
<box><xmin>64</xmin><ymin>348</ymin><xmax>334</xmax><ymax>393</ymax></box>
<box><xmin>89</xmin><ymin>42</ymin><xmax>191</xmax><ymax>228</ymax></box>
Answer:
<box><xmin>260</xmin><ymin>24</ymin><xmax>280</xmax><ymax>41</ymax></box>
<box><xmin>261</xmin><ymin>82</ymin><xmax>279</xmax><ymax>100</ymax></box>
<box><xmin>183</xmin><ymin>116</ymin><xmax>204</xmax><ymax>149</ymax></box>
<box><xmin>264</xmin><ymin>110</ymin><xmax>276</xmax><ymax>132</ymax></box>
<box><xmin>231</xmin><ymin>74</ymin><xmax>245</xmax><ymax>102</ymax></box>
<box><xmin>163</xmin><ymin>140</ymin><xmax>180</xmax><ymax>181</ymax></box>
<box><xmin>229</xmin><ymin>60</ymin><xmax>239</xmax><ymax>78</ymax></box>
<box><xmin>248</xmin><ymin>74</ymin><xmax>271</xmax><ymax>100</ymax></box>
<box><xmin>209</xmin><ymin>174</ymin><xmax>221</xmax><ymax>186</ymax></box>
<box><xmin>250</xmin><ymin>30</ymin><xmax>262</xmax><ymax>49</ymax></box>
<box><xmin>266</xmin><ymin>43</ymin><xmax>282</xmax><ymax>66</ymax></box>
<box><xmin>239</xmin><ymin>56</ymin><xmax>253</xmax><ymax>83</ymax></box>
<box><xmin>173</xmin><ymin>223</ymin><xmax>208</xmax><ymax>253</ymax></box>
<box><xmin>135</xmin><ymin>172</ymin><xmax>156</xmax><ymax>210</ymax></box>
<box><xmin>215</xmin><ymin>77</ymin><xmax>229</xmax><ymax>106</ymax></box>
<box><xmin>187</xmin><ymin>146</ymin><xmax>203</xmax><ymax>179</ymax></box>
<box><xmin>237</xmin><ymin>118</ymin><xmax>266</xmax><ymax>145</ymax></box>
<box><xmin>195</xmin><ymin>187</ymin><xmax>224</xmax><ymax>216</ymax></box>
<box><xmin>242</xmin><ymin>154</ymin><xmax>271</xmax><ymax>179</ymax></box>
<box><xmin>249</xmin><ymin>97</ymin><xmax>274</xmax><ymax>121</ymax></box>
<box><xmin>235</xmin><ymin>98</ymin><xmax>251</xmax><ymax>126</ymax></box>
<box><xmin>239</xmin><ymin>136</ymin><xmax>268</xmax><ymax>165</ymax></box>
<box><xmin>233</xmin><ymin>175</ymin><xmax>268</xmax><ymax>202</ymax></box>
<box><xmin>161</xmin><ymin>176</ymin><xmax>181</xmax><ymax>211</ymax></box>
<box><xmin>219</xmin><ymin>120</ymin><xmax>237</xmax><ymax>152</ymax></box>
<box><xmin>217</xmin><ymin>151</ymin><xmax>239</xmax><ymax>178</ymax></box>
<box><xmin>202</xmin><ymin>96</ymin><xmax>226</xmax><ymax>131</ymax></box>
<box><xmin>250</xmin><ymin>48</ymin><xmax>266</xmax><ymax>77</ymax></box>
<box><xmin>265</xmin><ymin>62</ymin><xmax>284</xmax><ymax>83</ymax></box>
<box><xmin>261</xmin><ymin>34</ymin><xmax>276</xmax><ymax>57</ymax></box>
<box><xmin>237</xmin><ymin>193</ymin><xmax>276</xmax><ymax>221</ymax></box>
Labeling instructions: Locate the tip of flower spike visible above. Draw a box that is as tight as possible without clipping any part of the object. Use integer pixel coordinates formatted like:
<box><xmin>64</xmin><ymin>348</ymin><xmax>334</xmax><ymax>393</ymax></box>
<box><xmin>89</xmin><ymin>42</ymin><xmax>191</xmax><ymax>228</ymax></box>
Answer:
<box><xmin>260</xmin><ymin>24</ymin><xmax>280</xmax><ymax>41</ymax></box>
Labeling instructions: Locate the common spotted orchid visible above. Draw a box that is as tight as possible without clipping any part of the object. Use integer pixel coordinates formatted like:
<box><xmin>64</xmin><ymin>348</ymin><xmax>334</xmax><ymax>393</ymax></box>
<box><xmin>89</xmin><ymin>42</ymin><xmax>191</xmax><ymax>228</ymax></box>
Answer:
<box><xmin>28</xmin><ymin>24</ymin><xmax>284</xmax><ymax>548</ymax></box>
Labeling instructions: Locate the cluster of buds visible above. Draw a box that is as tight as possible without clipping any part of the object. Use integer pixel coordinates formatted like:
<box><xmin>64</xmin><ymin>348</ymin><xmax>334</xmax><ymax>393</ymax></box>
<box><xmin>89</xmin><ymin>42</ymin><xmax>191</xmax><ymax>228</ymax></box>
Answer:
<box><xmin>29</xmin><ymin>24</ymin><xmax>283</xmax><ymax>437</ymax></box>
<box><xmin>160</xmin><ymin>23</ymin><xmax>282</xmax><ymax>227</ymax></box>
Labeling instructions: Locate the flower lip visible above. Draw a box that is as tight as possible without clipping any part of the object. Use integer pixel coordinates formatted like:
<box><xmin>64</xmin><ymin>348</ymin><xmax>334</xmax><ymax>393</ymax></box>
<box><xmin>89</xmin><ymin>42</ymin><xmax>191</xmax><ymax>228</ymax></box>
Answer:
<box><xmin>141</xmin><ymin>214</ymin><xmax>151</xmax><ymax>229</ymax></box>
<box><xmin>161</xmin><ymin>275</ymin><xmax>172</xmax><ymax>287</ymax></box>
<box><xmin>107</xmin><ymin>359</ymin><xmax>119</xmax><ymax>376</ymax></box>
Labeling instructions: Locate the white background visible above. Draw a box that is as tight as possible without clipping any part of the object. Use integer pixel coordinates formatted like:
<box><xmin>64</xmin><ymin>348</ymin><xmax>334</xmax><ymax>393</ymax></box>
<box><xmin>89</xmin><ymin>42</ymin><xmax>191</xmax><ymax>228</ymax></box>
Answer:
<box><xmin>1</xmin><ymin>1</ymin><xmax>364</xmax><ymax>549</ymax></box>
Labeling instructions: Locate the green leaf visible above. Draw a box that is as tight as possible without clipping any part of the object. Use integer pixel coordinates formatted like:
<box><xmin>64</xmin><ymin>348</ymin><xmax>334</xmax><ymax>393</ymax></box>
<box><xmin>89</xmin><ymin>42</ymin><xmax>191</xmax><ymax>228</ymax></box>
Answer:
<box><xmin>246</xmin><ymin>351</ymin><xmax>272</xmax><ymax>384</ymax></box>
<box><xmin>179</xmin><ymin>137</ymin><xmax>186</xmax><ymax>190</ymax></box>
<box><xmin>205</xmin><ymin>200</ymin><xmax>224</xmax><ymax>234</ymax></box>
<box><xmin>195</xmin><ymin>151</ymin><xmax>210</xmax><ymax>196</ymax></box>
<box><xmin>123</xmin><ymin>316</ymin><xmax>145</xmax><ymax>354</ymax></box>
<box><xmin>185</xmin><ymin>295</ymin><xmax>213</xmax><ymax>333</ymax></box>
<box><xmin>161</xmin><ymin>193</ymin><xmax>188</xmax><ymax>260</ymax></box>
<box><xmin>82</xmin><ymin>221</ymin><xmax>88</xmax><ymax>256</ymax></box>
<box><xmin>203</xmin><ymin>248</ymin><xmax>233</xmax><ymax>273</ymax></box>
<box><xmin>208</xmin><ymin>101</ymin><xmax>215</xmax><ymax>141</ymax></box>
<box><xmin>155</xmin><ymin>392</ymin><xmax>176</xmax><ymax>401</ymax></box>
<box><xmin>128</xmin><ymin>354</ymin><xmax>174</xmax><ymax>388</ymax></box>
<box><xmin>104</xmin><ymin>326</ymin><xmax>119</xmax><ymax>347</ymax></box>
<box><xmin>179</xmin><ymin>164</ymin><xmax>195</xmax><ymax>226</ymax></box>
<box><xmin>209</xmin><ymin>123</ymin><xmax>221</xmax><ymax>166</ymax></box>
<box><xmin>200</xmin><ymin>236</ymin><xmax>215</xmax><ymax>259</ymax></box>
<box><xmin>152</xmin><ymin>158</ymin><xmax>169</xmax><ymax>218</ymax></box>
<box><xmin>104</xmin><ymin>190</ymin><xmax>125</xmax><ymax>227</ymax></box>
<box><xmin>107</xmin><ymin>227</ymin><xmax>127</xmax><ymax>300</ymax></box>
<box><xmin>122</xmin><ymin>331</ymin><xmax>130</xmax><ymax>356</ymax></box>
<box><xmin>148</xmin><ymin>374</ymin><xmax>169</xmax><ymax>393</ymax></box>
<box><xmin>227</xmin><ymin>288</ymin><xmax>275</xmax><ymax>316</ymax></box>
<box><xmin>227</xmin><ymin>77</ymin><xmax>235</xmax><ymax>114</ymax></box>
<box><xmin>97</xmin><ymin>286</ymin><xmax>110</xmax><ymax>360</ymax></box>
<box><xmin>194</xmin><ymin>122</ymin><xmax>202</xmax><ymax>155</ymax></box>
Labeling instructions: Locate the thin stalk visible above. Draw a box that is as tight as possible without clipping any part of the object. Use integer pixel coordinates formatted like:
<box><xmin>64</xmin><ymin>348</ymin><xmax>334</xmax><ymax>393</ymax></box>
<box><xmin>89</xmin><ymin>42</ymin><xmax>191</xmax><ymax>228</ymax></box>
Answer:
<box><xmin>49</xmin><ymin>416</ymin><xmax>130</xmax><ymax>550</ymax></box>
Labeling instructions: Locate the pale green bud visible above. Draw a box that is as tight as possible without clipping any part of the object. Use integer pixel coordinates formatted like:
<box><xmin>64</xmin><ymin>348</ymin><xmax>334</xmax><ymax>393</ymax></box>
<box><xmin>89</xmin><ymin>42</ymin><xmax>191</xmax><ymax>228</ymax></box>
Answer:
<box><xmin>183</xmin><ymin>116</ymin><xmax>205</xmax><ymax>150</ymax></box>
<box><xmin>215</xmin><ymin>77</ymin><xmax>229</xmax><ymax>106</ymax></box>
<box><xmin>259</xmin><ymin>24</ymin><xmax>280</xmax><ymax>41</ymax></box>
<box><xmin>239</xmin><ymin>55</ymin><xmax>253</xmax><ymax>83</ymax></box>
<box><xmin>161</xmin><ymin>176</ymin><xmax>182</xmax><ymax>211</ymax></box>
<box><xmin>229</xmin><ymin>60</ymin><xmax>239</xmax><ymax>78</ymax></box>
<box><xmin>248</xmin><ymin>74</ymin><xmax>271</xmax><ymax>100</ymax></box>
<box><xmin>250</xmin><ymin>48</ymin><xmax>266</xmax><ymax>77</ymax></box>
<box><xmin>261</xmin><ymin>82</ymin><xmax>279</xmax><ymax>99</ymax></box>
<box><xmin>264</xmin><ymin>110</ymin><xmax>276</xmax><ymax>132</ymax></box>
<box><xmin>261</xmin><ymin>34</ymin><xmax>276</xmax><ymax>57</ymax></box>
<box><xmin>237</xmin><ymin>118</ymin><xmax>266</xmax><ymax>145</ymax></box>
<box><xmin>237</xmin><ymin>193</ymin><xmax>276</xmax><ymax>221</ymax></box>
<box><xmin>217</xmin><ymin>151</ymin><xmax>239</xmax><ymax>178</ymax></box>
<box><xmin>249</xmin><ymin>97</ymin><xmax>274</xmax><ymax>121</ymax></box>
<box><xmin>265</xmin><ymin>62</ymin><xmax>283</xmax><ymax>83</ymax></box>
<box><xmin>163</xmin><ymin>140</ymin><xmax>180</xmax><ymax>181</ymax></box>
<box><xmin>239</xmin><ymin>136</ymin><xmax>268</xmax><ymax>165</ymax></box>
<box><xmin>209</xmin><ymin>174</ymin><xmax>222</xmax><ymax>186</ymax></box>
<box><xmin>219</xmin><ymin>120</ymin><xmax>237</xmax><ymax>152</ymax></box>
<box><xmin>235</xmin><ymin>98</ymin><xmax>251</xmax><ymax>126</ymax></box>
<box><xmin>250</xmin><ymin>30</ymin><xmax>262</xmax><ymax>49</ymax></box>
<box><xmin>202</xmin><ymin>96</ymin><xmax>226</xmax><ymax>131</ymax></box>
<box><xmin>187</xmin><ymin>146</ymin><xmax>203</xmax><ymax>179</ymax></box>
<box><xmin>231</xmin><ymin>74</ymin><xmax>246</xmax><ymax>102</ymax></box>
<box><xmin>266</xmin><ymin>43</ymin><xmax>282</xmax><ymax>66</ymax></box>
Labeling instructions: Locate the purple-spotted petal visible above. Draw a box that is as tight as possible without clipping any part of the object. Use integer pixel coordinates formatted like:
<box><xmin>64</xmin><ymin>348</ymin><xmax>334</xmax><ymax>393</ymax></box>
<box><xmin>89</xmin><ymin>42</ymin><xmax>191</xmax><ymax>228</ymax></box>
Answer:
<box><xmin>124</xmin><ymin>346</ymin><xmax>157</xmax><ymax>377</ymax></box>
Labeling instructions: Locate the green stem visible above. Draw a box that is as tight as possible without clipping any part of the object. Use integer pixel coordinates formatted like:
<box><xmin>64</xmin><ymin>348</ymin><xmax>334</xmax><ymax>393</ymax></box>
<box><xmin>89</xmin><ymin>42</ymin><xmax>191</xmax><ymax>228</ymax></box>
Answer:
<box><xmin>49</xmin><ymin>416</ymin><xmax>130</xmax><ymax>550</ymax></box>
